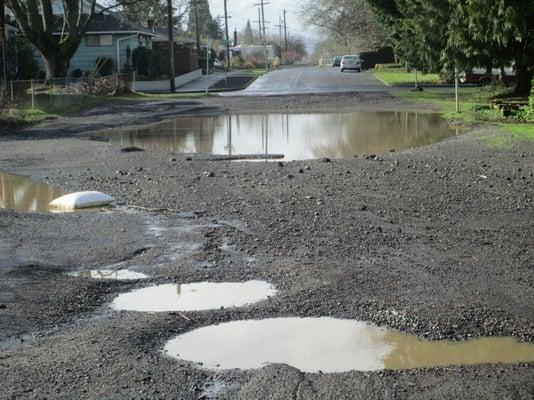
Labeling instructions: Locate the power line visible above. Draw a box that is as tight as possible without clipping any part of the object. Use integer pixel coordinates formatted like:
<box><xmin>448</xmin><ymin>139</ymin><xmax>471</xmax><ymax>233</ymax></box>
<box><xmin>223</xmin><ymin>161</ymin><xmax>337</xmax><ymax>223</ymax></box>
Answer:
<box><xmin>223</xmin><ymin>0</ymin><xmax>230</xmax><ymax>69</ymax></box>
<box><xmin>274</xmin><ymin>15</ymin><xmax>282</xmax><ymax>49</ymax></box>
<box><xmin>283</xmin><ymin>9</ymin><xmax>288</xmax><ymax>50</ymax></box>
<box><xmin>253</xmin><ymin>8</ymin><xmax>262</xmax><ymax>45</ymax></box>
<box><xmin>253</xmin><ymin>0</ymin><xmax>270</xmax><ymax>45</ymax></box>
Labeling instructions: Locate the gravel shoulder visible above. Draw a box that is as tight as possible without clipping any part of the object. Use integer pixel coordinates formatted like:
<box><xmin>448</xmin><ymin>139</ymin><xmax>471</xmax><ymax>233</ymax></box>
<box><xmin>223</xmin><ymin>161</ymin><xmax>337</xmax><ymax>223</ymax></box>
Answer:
<box><xmin>0</xmin><ymin>92</ymin><xmax>533</xmax><ymax>399</ymax></box>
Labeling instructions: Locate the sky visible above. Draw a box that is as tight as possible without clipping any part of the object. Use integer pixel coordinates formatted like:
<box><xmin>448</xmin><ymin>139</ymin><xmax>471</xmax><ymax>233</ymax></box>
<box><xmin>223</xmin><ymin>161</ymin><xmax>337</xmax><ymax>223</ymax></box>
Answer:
<box><xmin>208</xmin><ymin>0</ymin><xmax>318</xmax><ymax>50</ymax></box>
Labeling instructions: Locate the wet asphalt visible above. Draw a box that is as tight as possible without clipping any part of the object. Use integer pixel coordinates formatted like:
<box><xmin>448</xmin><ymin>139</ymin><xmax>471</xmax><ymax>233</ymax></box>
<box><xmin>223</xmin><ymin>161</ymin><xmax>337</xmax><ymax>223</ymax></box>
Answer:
<box><xmin>222</xmin><ymin>66</ymin><xmax>389</xmax><ymax>96</ymax></box>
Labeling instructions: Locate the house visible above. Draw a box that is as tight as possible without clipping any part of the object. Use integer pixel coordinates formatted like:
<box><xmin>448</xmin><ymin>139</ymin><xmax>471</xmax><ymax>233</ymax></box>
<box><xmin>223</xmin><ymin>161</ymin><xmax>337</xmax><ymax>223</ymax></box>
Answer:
<box><xmin>34</xmin><ymin>12</ymin><xmax>157</xmax><ymax>76</ymax></box>
<box><xmin>7</xmin><ymin>1</ymin><xmax>156</xmax><ymax>76</ymax></box>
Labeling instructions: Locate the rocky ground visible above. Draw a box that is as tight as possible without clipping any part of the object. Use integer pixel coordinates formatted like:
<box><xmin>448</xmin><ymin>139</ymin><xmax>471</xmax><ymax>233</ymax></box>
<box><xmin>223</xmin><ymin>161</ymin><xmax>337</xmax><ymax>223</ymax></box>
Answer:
<box><xmin>0</xmin><ymin>92</ymin><xmax>533</xmax><ymax>399</ymax></box>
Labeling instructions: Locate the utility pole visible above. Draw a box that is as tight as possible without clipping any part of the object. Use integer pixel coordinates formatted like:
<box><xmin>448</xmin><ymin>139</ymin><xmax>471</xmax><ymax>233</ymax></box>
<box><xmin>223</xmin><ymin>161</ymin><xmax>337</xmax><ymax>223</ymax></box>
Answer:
<box><xmin>223</xmin><ymin>0</ymin><xmax>230</xmax><ymax>70</ymax></box>
<box><xmin>167</xmin><ymin>0</ymin><xmax>176</xmax><ymax>93</ymax></box>
<box><xmin>283</xmin><ymin>9</ymin><xmax>288</xmax><ymax>50</ymax></box>
<box><xmin>274</xmin><ymin>15</ymin><xmax>282</xmax><ymax>49</ymax></box>
<box><xmin>192</xmin><ymin>0</ymin><xmax>201</xmax><ymax>63</ymax></box>
<box><xmin>254</xmin><ymin>8</ymin><xmax>262</xmax><ymax>45</ymax></box>
<box><xmin>254</xmin><ymin>0</ymin><xmax>269</xmax><ymax>43</ymax></box>
<box><xmin>0</xmin><ymin>0</ymin><xmax>6</xmax><ymax>90</ymax></box>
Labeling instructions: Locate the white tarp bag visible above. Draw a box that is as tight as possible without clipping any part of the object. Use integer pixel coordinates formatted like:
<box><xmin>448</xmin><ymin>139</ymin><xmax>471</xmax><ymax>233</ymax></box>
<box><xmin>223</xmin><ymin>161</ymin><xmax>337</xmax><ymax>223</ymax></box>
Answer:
<box><xmin>49</xmin><ymin>191</ymin><xmax>114</xmax><ymax>210</ymax></box>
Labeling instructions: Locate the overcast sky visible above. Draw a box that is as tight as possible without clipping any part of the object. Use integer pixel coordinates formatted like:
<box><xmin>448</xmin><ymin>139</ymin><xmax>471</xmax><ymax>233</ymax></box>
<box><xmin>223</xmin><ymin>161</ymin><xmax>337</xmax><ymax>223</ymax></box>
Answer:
<box><xmin>208</xmin><ymin>0</ymin><xmax>318</xmax><ymax>49</ymax></box>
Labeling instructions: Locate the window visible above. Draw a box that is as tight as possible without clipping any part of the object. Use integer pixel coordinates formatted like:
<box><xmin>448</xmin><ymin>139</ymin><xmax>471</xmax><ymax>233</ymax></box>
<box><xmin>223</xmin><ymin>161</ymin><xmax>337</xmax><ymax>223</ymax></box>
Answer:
<box><xmin>85</xmin><ymin>35</ymin><xmax>113</xmax><ymax>47</ymax></box>
<box><xmin>85</xmin><ymin>36</ymin><xmax>100</xmax><ymax>47</ymax></box>
<box><xmin>100</xmin><ymin>35</ymin><xmax>113</xmax><ymax>46</ymax></box>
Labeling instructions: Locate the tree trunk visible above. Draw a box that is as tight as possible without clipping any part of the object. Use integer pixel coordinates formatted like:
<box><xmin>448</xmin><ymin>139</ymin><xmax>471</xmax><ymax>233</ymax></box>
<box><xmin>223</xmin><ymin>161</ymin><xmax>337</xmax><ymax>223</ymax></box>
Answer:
<box><xmin>514</xmin><ymin>63</ymin><xmax>533</xmax><ymax>96</ymax></box>
<box><xmin>0</xmin><ymin>0</ymin><xmax>6</xmax><ymax>87</ymax></box>
<box><xmin>41</xmin><ymin>50</ymin><xmax>70</xmax><ymax>81</ymax></box>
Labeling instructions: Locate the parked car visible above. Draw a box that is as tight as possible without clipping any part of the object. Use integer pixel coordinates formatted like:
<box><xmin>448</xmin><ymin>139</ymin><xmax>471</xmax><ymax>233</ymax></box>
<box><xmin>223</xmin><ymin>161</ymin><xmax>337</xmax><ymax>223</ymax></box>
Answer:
<box><xmin>332</xmin><ymin>56</ymin><xmax>342</xmax><ymax>67</ymax></box>
<box><xmin>460</xmin><ymin>67</ymin><xmax>515</xmax><ymax>86</ymax></box>
<box><xmin>214</xmin><ymin>59</ymin><xmax>225</xmax><ymax>70</ymax></box>
<box><xmin>340</xmin><ymin>55</ymin><xmax>361</xmax><ymax>72</ymax></box>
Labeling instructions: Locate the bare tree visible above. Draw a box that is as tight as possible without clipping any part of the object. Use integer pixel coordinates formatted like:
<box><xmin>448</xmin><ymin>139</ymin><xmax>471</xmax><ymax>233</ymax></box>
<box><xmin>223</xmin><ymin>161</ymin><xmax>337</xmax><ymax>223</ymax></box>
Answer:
<box><xmin>6</xmin><ymin>0</ymin><xmax>148</xmax><ymax>80</ymax></box>
<box><xmin>301</xmin><ymin>0</ymin><xmax>391</xmax><ymax>52</ymax></box>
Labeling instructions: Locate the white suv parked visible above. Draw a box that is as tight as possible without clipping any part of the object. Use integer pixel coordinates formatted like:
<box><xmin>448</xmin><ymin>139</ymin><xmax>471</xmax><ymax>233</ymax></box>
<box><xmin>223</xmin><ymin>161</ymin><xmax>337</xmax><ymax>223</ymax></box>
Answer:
<box><xmin>340</xmin><ymin>55</ymin><xmax>362</xmax><ymax>72</ymax></box>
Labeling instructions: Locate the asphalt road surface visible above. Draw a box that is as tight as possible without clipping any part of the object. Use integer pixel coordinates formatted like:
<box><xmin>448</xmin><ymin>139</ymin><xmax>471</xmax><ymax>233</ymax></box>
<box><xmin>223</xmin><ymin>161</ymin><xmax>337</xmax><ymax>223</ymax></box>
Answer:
<box><xmin>224</xmin><ymin>66</ymin><xmax>388</xmax><ymax>96</ymax></box>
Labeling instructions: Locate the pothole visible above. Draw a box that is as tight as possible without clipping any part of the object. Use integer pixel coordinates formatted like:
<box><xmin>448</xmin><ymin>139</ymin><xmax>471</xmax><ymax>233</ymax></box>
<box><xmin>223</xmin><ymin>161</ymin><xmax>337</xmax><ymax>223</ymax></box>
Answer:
<box><xmin>111</xmin><ymin>281</ymin><xmax>276</xmax><ymax>312</ymax></box>
<box><xmin>69</xmin><ymin>269</ymin><xmax>148</xmax><ymax>280</ymax></box>
<box><xmin>164</xmin><ymin>317</ymin><xmax>534</xmax><ymax>373</ymax></box>
<box><xmin>0</xmin><ymin>172</ymin><xmax>66</xmax><ymax>212</ymax></box>
<box><xmin>98</xmin><ymin>111</ymin><xmax>457</xmax><ymax>160</ymax></box>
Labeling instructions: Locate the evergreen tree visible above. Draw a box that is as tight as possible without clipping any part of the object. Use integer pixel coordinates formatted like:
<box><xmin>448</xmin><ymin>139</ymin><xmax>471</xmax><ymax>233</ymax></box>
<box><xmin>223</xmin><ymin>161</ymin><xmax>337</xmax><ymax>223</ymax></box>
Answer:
<box><xmin>187</xmin><ymin>0</ymin><xmax>218</xmax><ymax>40</ymax></box>
<box><xmin>367</xmin><ymin>0</ymin><xmax>534</xmax><ymax>94</ymax></box>
<box><xmin>243</xmin><ymin>20</ymin><xmax>254</xmax><ymax>45</ymax></box>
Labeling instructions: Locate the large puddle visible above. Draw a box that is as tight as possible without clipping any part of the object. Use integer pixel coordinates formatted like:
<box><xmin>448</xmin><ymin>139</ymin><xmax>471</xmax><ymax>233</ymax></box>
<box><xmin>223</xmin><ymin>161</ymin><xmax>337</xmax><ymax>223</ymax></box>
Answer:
<box><xmin>112</xmin><ymin>281</ymin><xmax>276</xmax><ymax>312</ymax></box>
<box><xmin>0</xmin><ymin>172</ymin><xmax>66</xmax><ymax>212</ymax></box>
<box><xmin>100</xmin><ymin>112</ymin><xmax>456</xmax><ymax>160</ymax></box>
<box><xmin>164</xmin><ymin>318</ymin><xmax>534</xmax><ymax>373</ymax></box>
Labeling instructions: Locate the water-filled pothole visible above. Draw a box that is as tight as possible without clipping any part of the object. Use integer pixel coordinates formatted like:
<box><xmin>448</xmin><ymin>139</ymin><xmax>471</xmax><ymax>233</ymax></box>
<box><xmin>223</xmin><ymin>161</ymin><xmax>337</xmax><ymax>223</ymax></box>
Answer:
<box><xmin>99</xmin><ymin>111</ymin><xmax>456</xmax><ymax>160</ymax></box>
<box><xmin>0</xmin><ymin>172</ymin><xmax>66</xmax><ymax>212</ymax></box>
<box><xmin>112</xmin><ymin>281</ymin><xmax>276</xmax><ymax>312</ymax></box>
<box><xmin>164</xmin><ymin>318</ymin><xmax>534</xmax><ymax>373</ymax></box>
<box><xmin>69</xmin><ymin>269</ymin><xmax>148</xmax><ymax>280</ymax></box>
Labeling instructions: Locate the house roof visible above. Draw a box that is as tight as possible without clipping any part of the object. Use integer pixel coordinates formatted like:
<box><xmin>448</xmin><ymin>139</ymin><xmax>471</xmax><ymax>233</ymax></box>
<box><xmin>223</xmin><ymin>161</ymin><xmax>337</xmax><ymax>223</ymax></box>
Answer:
<box><xmin>7</xmin><ymin>8</ymin><xmax>155</xmax><ymax>37</ymax></box>
<box><xmin>83</xmin><ymin>12</ymin><xmax>156</xmax><ymax>36</ymax></box>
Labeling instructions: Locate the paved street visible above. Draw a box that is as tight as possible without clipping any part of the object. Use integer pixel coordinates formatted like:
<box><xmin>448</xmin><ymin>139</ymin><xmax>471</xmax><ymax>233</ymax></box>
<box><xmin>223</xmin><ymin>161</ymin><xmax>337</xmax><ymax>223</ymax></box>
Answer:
<box><xmin>224</xmin><ymin>66</ymin><xmax>388</xmax><ymax>96</ymax></box>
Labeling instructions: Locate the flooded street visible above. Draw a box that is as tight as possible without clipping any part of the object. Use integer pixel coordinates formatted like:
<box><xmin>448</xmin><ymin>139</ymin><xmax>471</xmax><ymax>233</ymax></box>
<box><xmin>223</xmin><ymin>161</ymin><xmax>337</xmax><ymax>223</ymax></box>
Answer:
<box><xmin>0</xmin><ymin>172</ymin><xmax>65</xmax><ymax>212</ymax></box>
<box><xmin>101</xmin><ymin>111</ymin><xmax>456</xmax><ymax>160</ymax></box>
<box><xmin>1</xmin><ymin>88</ymin><xmax>533</xmax><ymax>399</ymax></box>
<box><xmin>164</xmin><ymin>318</ymin><xmax>534</xmax><ymax>373</ymax></box>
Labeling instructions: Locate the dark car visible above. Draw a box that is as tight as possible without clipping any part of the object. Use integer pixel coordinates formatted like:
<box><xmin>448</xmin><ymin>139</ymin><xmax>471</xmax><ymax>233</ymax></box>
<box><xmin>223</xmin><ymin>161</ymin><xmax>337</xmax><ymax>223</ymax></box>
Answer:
<box><xmin>333</xmin><ymin>56</ymin><xmax>342</xmax><ymax>67</ymax></box>
<box><xmin>460</xmin><ymin>67</ymin><xmax>515</xmax><ymax>86</ymax></box>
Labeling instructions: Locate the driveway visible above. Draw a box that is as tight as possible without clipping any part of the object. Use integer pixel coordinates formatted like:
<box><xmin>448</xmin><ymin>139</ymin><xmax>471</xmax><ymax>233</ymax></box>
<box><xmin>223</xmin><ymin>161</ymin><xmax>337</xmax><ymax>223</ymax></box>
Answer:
<box><xmin>223</xmin><ymin>66</ymin><xmax>388</xmax><ymax>96</ymax></box>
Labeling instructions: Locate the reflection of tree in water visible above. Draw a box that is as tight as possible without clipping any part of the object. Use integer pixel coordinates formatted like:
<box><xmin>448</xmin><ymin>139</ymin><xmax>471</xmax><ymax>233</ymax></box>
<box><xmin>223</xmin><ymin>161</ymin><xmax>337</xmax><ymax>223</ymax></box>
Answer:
<box><xmin>310</xmin><ymin>112</ymin><xmax>455</xmax><ymax>158</ymax></box>
<box><xmin>113</xmin><ymin>117</ymin><xmax>224</xmax><ymax>154</ymax></box>
<box><xmin>0</xmin><ymin>173</ymin><xmax>65</xmax><ymax>212</ymax></box>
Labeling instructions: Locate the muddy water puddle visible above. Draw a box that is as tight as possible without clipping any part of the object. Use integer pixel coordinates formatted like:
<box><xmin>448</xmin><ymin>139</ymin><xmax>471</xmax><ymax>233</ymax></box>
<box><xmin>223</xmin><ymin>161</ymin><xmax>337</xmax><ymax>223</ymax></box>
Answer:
<box><xmin>164</xmin><ymin>318</ymin><xmax>534</xmax><ymax>373</ymax></box>
<box><xmin>69</xmin><ymin>269</ymin><xmax>148</xmax><ymax>280</ymax></box>
<box><xmin>0</xmin><ymin>172</ymin><xmax>66</xmax><ymax>212</ymax></box>
<box><xmin>101</xmin><ymin>111</ymin><xmax>456</xmax><ymax>160</ymax></box>
<box><xmin>112</xmin><ymin>281</ymin><xmax>276</xmax><ymax>312</ymax></box>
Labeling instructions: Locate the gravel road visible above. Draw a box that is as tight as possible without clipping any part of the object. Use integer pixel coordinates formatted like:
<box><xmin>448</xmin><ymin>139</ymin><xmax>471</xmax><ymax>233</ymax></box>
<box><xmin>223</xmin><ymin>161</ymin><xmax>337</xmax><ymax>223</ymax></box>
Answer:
<box><xmin>0</xmin><ymin>92</ymin><xmax>533</xmax><ymax>399</ymax></box>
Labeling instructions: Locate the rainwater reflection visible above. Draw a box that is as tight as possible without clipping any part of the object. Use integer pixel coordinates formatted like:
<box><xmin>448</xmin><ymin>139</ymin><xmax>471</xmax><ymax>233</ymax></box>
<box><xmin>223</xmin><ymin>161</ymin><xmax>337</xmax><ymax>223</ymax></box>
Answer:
<box><xmin>101</xmin><ymin>111</ymin><xmax>456</xmax><ymax>160</ymax></box>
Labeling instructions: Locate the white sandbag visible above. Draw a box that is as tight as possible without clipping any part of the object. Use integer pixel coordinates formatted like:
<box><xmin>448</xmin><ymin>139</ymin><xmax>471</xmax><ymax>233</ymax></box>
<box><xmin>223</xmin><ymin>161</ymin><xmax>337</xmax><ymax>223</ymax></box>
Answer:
<box><xmin>49</xmin><ymin>191</ymin><xmax>114</xmax><ymax>210</ymax></box>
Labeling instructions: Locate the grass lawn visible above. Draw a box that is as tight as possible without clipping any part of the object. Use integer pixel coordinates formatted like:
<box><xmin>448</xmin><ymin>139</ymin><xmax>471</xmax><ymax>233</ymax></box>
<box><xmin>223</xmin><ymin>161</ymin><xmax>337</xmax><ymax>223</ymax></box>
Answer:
<box><xmin>237</xmin><ymin>68</ymin><xmax>270</xmax><ymax>77</ymax></box>
<box><xmin>392</xmin><ymin>87</ymin><xmax>534</xmax><ymax>147</ymax></box>
<box><xmin>374</xmin><ymin>68</ymin><xmax>442</xmax><ymax>85</ymax></box>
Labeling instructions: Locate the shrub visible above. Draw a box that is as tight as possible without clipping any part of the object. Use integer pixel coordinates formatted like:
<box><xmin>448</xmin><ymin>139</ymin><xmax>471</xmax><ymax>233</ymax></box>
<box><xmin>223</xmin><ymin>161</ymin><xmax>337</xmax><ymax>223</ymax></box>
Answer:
<box><xmin>7</xmin><ymin>36</ymin><xmax>39</xmax><ymax>80</ymax></box>
<box><xmin>94</xmin><ymin>57</ymin><xmax>113</xmax><ymax>77</ymax></box>
<box><xmin>230</xmin><ymin>55</ymin><xmax>244</xmax><ymax>69</ymax></box>
<box><xmin>243</xmin><ymin>60</ymin><xmax>256</xmax><ymax>69</ymax></box>
<box><xmin>132</xmin><ymin>46</ymin><xmax>152</xmax><ymax>78</ymax></box>
<box><xmin>150</xmin><ymin>48</ymin><xmax>168</xmax><ymax>79</ymax></box>
<box><xmin>71</xmin><ymin>69</ymin><xmax>84</xmax><ymax>78</ymax></box>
